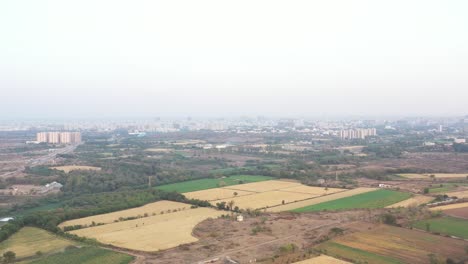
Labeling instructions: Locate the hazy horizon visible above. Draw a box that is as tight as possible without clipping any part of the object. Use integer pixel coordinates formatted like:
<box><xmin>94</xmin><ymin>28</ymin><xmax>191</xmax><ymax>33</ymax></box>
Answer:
<box><xmin>1</xmin><ymin>0</ymin><xmax>468</xmax><ymax>119</ymax></box>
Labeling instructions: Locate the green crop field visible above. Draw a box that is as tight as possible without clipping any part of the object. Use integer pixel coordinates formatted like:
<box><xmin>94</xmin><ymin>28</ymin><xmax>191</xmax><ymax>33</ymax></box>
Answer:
<box><xmin>413</xmin><ymin>217</ymin><xmax>468</xmax><ymax>239</ymax></box>
<box><xmin>428</xmin><ymin>183</ymin><xmax>467</xmax><ymax>194</ymax></box>
<box><xmin>30</xmin><ymin>246</ymin><xmax>134</xmax><ymax>264</ymax></box>
<box><xmin>292</xmin><ymin>189</ymin><xmax>411</xmax><ymax>212</ymax></box>
<box><xmin>155</xmin><ymin>175</ymin><xmax>274</xmax><ymax>193</ymax></box>
<box><xmin>0</xmin><ymin>227</ymin><xmax>78</xmax><ymax>260</ymax></box>
<box><xmin>316</xmin><ymin>241</ymin><xmax>403</xmax><ymax>264</ymax></box>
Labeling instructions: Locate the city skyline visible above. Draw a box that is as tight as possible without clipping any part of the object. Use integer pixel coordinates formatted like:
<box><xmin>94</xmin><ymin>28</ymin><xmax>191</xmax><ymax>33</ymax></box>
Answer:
<box><xmin>1</xmin><ymin>1</ymin><xmax>468</xmax><ymax>119</ymax></box>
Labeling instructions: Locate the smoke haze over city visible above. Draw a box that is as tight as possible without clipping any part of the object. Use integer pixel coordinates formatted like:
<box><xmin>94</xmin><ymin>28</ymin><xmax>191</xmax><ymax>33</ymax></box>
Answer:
<box><xmin>1</xmin><ymin>0</ymin><xmax>468</xmax><ymax>119</ymax></box>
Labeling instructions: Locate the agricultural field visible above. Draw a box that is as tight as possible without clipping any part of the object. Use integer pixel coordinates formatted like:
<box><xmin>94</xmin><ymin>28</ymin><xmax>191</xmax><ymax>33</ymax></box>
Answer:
<box><xmin>277</xmin><ymin>185</ymin><xmax>345</xmax><ymax>196</ymax></box>
<box><xmin>51</xmin><ymin>165</ymin><xmax>101</xmax><ymax>173</ymax></box>
<box><xmin>316</xmin><ymin>241</ymin><xmax>402</xmax><ymax>264</ymax></box>
<box><xmin>445</xmin><ymin>190</ymin><xmax>468</xmax><ymax>198</ymax></box>
<box><xmin>318</xmin><ymin>224</ymin><xmax>468</xmax><ymax>264</ymax></box>
<box><xmin>385</xmin><ymin>195</ymin><xmax>433</xmax><ymax>208</ymax></box>
<box><xmin>413</xmin><ymin>217</ymin><xmax>468</xmax><ymax>239</ymax></box>
<box><xmin>214</xmin><ymin>190</ymin><xmax>314</xmax><ymax>209</ymax></box>
<box><xmin>155</xmin><ymin>175</ymin><xmax>273</xmax><ymax>193</ymax></box>
<box><xmin>184</xmin><ymin>183</ymin><xmax>345</xmax><ymax>203</ymax></box>
<box><xmin>59</xmin><ymin>200</ymin><xmax>191</xmax><ymax>228</ymax></box>
<box><xmin>29</xmin><ymin>246</ymin><xmax>134</xmax><ymax>264</ymax></box>
<box><xmin>223</xmin><ymin>180</ymin><xmax>300</xmax><ymax>192</ymax></box>
<box><xmin>145</xmin><ymin>148</ymin><xmax>173</xmax><ymax>153</ymax></box>
<box><xmin>294</xmin><ymin>255</ymin><xmax>351</xmax><ymax>263</ymax></box>
<box><xmin>267</xmin><ymin>188</ymin><xmax>377</xmax><ymax>212</ymax></box>
<box><xmin>427</xmin><ymin>183</ymin><xmax>468</xmax><ymax>194</ymax></box>
<box><xmin>292</xmin><ymin>189</ymin><xmax>410</xmax><ymax>212</ymax></box>
<box><xmin>398</xmin><ymin>173</ymin><xmax>468</xmax><ymax>179</ymax></box>
<box><xmin>184</xmin><ymin>180</ymin><xmax>347</xmax><ymax>210</ymax></box>
<box><xmin>429</xmin><ymin>202</ymin><xmax>468</xmax><ymax>211</ymax></box>
<box><xmin>430</xmin><ymin>202</ymin><xmax>468</xmax><ymax>219</ymax></box>
<box><xmin>184</xmin><ymin>188</ymin><xmax>254</xmax><ymax>201</ymax></box>
<box><xmin>69</xmin><ymin>207</ymin><xmax>224</xmax><ymax>251</ymax></box>
<box><xmin>443</xmin><ymin>207</ymin><xmax>468</xmax><ymax>219</ymax></box>
<box><xmin>0</xmin><ymin>227</ymin><xmax>78</xmax><ymax>260</ymax></box>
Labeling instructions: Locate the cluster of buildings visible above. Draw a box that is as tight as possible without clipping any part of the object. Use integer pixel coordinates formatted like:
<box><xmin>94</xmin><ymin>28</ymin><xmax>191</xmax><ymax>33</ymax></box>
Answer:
<box><xmin>36</xmin><ymin>132</ymin><xmax>81</xmax><ymax>144</ymax></box>
<box><xmin>339</xmin><ymin>128</ymin><xmax>377</xmax><ymax>139</ymax></box>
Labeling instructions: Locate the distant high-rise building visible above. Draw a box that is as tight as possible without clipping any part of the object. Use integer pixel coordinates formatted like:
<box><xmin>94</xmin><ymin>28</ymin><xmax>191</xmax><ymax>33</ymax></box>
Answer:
<box><xmin>71</xmin><ymin>132</ymin><xmax>82</xmax><ymax>143</ymax></box>
<box><xmin>339</xmin><ymin>128</ymin><xmax>376</xmax><ymax>139</ymax></box>
<box><xmin>60</xmin><ymin>132</ymin><xmax>71</xmax><ymax>143</ymax></box>
<box><xmin>36</xmin><ymin>132</ymin><xmax>81</xmax><ymax>144</ymax></box>
<box><xmin>48</xmin><ymin>132</ymin><xmax>60</xmax><ymax>144</ymax></box>
<box><xmin>36</xmin><ymin>132</ymin><xmax>48</xmax><ymax>143</ymax></box>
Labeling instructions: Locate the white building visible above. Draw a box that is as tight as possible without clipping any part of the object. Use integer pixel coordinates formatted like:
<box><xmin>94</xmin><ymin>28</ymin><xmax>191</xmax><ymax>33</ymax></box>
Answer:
<box><xmin>339</xmin><ymin>128</ymin><xmax>377</xmax><ymax>139</ymax></box>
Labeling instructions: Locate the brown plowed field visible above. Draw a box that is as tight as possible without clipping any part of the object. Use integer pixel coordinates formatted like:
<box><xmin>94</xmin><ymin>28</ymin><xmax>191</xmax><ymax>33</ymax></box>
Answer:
<box><xmin>444</xmin><ymin>207</ymin><xmax>468</xmax><ymax>219</ymax></box>
<box><xmin>333</xmin><ymin>224</ymin><xmax>468</xmax><ymax>264</ymax></box>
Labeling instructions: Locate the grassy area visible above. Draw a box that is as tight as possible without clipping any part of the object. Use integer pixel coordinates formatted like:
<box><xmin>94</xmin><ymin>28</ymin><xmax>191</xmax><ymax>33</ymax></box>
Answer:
<box><xmin>0</xmin><ymin>227</ymin><xmax>78</xmax><ymax>260</ymax></box>
<box><xmin>155</xmin><ymin>175</ymin><xmax>274</xmax><ymax>193</ymax></box>
<box><xmin>413</xmin><ymin>217</ymin><xmax>468</xmax><ymax>239</ymax></box>
<box><xmin>292</xmin><ymin>189</ymin><xmax>411</xmax><ymax>212</ymax></box>
<box><xmin>316</xmin><ymin>241</ymin><xmax>403</xmax><ymax>264</ymax></box>
<box><xmin>29</xmin><ymin>247</ymin><xmax>134</xmax><ymax>264</ymax></box>
<box><xmin>388</xmin><ymin>174</ymin><xmax>407</xmax><ymax>180</ymax></box>
<box><xmin>428</xmin><ymin>183</ymin><xmax>467</xmax><ymax>194</ymax></box>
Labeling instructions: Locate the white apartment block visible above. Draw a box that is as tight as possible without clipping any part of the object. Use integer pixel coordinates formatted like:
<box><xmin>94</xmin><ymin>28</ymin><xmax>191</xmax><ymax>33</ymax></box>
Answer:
<box><xmin>339</xmin><ymin>128</ymin><xmax>376</xmax><ymax>139</ymax></box>
<box><xmin>36</xmin><ymin>132</ymin><xmax>48</xmax><ymax>142</ymax></box>
<box><xmin>36</xmin><ymin>132</ymin><xmax>82</xmax><ymax>144</ymax></box>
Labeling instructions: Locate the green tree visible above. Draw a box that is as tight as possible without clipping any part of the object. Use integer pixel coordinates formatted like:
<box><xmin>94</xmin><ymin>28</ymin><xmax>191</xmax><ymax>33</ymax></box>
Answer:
<box><xmin>381</xmin><ymin>213</ymin><xmax>397</xmax><ymax>225</ymax></box>
<box><xmin>426</xmin><ymin>222</ymin><xmax>431</xmax><ymax>232</ymax></box>
<box><xmin>3</xmin><ymin>251</ymin><xmax>15</xmax><ymax>263</ymax></box>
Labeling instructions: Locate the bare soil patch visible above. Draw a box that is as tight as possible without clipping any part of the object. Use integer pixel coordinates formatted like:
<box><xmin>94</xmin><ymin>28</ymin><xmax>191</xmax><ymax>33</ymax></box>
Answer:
<box><xmin>52</xmin><ymin>165</ymin><xmax>101</xmax><ymax>173</ymax></box>
<box><xmin>146</xmin><ymin>210</ymin><xmax>384</xmax><ymax>264</ymax></box>
<box><xmin>444</xmin><ymin>207</ymin><xmax>468</xmax><ymax>219</ymax></box>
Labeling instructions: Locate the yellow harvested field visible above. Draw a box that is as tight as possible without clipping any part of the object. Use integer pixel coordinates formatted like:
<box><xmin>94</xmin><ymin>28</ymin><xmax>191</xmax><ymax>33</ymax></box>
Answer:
<box><xmin>429</xmin><ymin>202</ymin><xmax>468</xmax><ymax>211</ymax></box>
<box><xmin>52</xmin><ymin>165</ymin><xmax>101</xmax><ymax>173</ymax></box>
<box><xmin>267</xmin><ymin>188</ymin><xmax>377</xmax><ymax>212</ymax></box>
<box><xmin>70</xmin><ymin>207</ymin><xmax>223</xmax><ymax>251</ymax></box>
<box><xmin>214</xmin><ymin>190</ymin><xmax>314</xmax><ymax>209</ymax></box>
<box><xmin>223</xmin><ymin>180</ymin><xmax>301</xmax><ymax>192</ymax></box>
<box><xmin>398</xmin><ymin>173</ymin><xmax>468</xmax><ymax>179</ymax></box>
<box><xmin>184</xmin><ymin>188</ymin><xmax>254</xmax><ymax>201</ymax></box>
<box><xmin>59</xmin><ymin>200</ymin><xmax>191</xmax><ymax>228</ymax></box>
<box><xmin>280</xmin><ymin>185</ymin><xmax>345</xmax><ymax>195</ymax></box>
<box><xmin>145</xmin><ymin>148</ymin><xmax>173</xmax><ymax>153</ymax></box>
<box><xmin>386</xmin><ymin>195</ymin><xmax>433</xmax><ymax>208</ymax></box>
<box><xmin>445</xmin><ymin>190</ymin><xmax>468</xmax><ymax>198</ymax></box>
<box><xmin>294</xmin><ymin>255</ymin><xmax>351</xmax><ymax>263</ymax></box>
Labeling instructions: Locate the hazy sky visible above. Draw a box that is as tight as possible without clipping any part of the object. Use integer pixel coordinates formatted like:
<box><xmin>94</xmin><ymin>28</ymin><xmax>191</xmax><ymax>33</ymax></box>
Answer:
<box><xmin>1</xmin><ymin>0</ymin><xmax>467</xmax><ymax>119</ymax></box>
